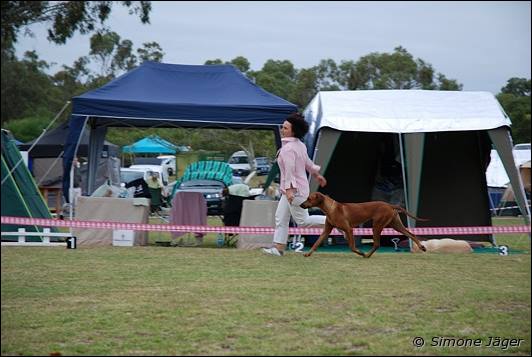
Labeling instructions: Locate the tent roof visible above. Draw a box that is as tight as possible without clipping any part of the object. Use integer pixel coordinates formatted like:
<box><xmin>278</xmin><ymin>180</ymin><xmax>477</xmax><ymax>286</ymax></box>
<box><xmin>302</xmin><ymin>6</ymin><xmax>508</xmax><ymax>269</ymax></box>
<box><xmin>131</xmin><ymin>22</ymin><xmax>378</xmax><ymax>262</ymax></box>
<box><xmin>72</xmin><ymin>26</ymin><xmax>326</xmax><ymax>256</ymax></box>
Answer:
<box><xmin>72</xmin><ymin>61</ymin><xmax>297</xmax><ymax>128</ymax></box>
<box><xmin>122</xmin><ymin>136</ymin><xmax>176</xmax><ymax>154</ymax></box>
<box><xmin>304</xmin><ymin>90</ymin><xmax>512</xmax><ymax>135</ymax></box>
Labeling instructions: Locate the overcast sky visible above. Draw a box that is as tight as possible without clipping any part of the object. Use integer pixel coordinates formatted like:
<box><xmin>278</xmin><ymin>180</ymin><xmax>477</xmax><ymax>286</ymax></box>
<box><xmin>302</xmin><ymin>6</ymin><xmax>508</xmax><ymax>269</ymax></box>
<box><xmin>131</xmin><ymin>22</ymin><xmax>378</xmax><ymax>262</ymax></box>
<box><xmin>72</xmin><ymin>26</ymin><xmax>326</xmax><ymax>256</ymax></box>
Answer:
<box><xmin>15</xmin><ymin>1</ymin><xmax>531</xmax><ymax>95</ymax></box>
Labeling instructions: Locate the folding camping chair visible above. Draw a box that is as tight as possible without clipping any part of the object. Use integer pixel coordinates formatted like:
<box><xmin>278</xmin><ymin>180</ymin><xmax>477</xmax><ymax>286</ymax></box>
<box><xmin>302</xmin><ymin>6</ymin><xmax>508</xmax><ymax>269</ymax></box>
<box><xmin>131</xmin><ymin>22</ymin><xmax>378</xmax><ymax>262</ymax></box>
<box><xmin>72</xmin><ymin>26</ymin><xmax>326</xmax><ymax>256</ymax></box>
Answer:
<box><xmin>222</xmin><ymin>193</ymin><xmax>247</xmax><ymax>247</ymax></box>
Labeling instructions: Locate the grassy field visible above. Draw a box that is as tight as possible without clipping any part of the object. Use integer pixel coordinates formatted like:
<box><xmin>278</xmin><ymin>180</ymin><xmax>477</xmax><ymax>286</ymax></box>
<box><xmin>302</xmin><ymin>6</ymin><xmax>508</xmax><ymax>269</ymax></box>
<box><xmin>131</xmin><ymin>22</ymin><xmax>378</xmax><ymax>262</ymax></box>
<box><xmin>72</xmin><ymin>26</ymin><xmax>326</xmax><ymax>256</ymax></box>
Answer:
<box><xmin>1</xmin><ymin>217</ymin><xmax>530</xmax><ymax>355</ymax></box>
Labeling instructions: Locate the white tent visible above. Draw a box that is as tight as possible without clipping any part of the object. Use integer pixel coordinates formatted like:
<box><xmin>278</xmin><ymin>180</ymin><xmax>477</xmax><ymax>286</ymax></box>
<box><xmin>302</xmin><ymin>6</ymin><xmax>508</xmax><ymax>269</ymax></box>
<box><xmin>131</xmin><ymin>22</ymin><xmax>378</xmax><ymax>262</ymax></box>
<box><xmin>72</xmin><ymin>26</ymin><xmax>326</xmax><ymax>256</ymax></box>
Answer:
<box><xmin>486</xmin><ymin>146</ymin><xmax>531</xmax><ymax>188</ymax></box>
<box><xmin>303</xmin><ymin>90</ymin><xmax>530</xmax><ymax>243</ymax></box>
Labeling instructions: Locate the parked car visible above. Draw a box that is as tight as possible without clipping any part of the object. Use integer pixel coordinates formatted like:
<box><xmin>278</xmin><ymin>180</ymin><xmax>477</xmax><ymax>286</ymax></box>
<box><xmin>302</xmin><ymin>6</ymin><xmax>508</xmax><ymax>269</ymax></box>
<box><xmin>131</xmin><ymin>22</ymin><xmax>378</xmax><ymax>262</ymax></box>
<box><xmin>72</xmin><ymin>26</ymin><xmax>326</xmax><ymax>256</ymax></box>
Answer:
<box><xmin>173</xmin><ymin>179</ymin><xmax>226</xmax><ymax>215</ymax></box>
<box><xmin>254</xmin><ymin>157</ymin><xmax>271</xmax><ymax>175</ymax></box>
<box><xmin>228</xmin><ymin>150</ymin><xmax>251</xmax><ymax>176</ymax></box>
<box><xmin>514</xmin><ymin>143</ymin><xmax>531</xmax><ymax>151</ymax></box>
<box><xmin>512</xmin><ymin>143</ymin><xmax>531</xmax><ymax>168</ymax></box>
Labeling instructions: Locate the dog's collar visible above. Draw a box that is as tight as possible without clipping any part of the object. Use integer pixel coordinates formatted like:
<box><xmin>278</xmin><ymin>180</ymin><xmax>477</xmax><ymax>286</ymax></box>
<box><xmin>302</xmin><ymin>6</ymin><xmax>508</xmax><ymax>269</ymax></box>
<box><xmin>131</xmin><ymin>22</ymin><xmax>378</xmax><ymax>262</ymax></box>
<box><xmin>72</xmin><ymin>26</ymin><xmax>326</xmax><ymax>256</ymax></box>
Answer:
<box><xmin>323</xmin><ymin>196</ymin><xmax>337</xmax><ymax>213</ymax></box>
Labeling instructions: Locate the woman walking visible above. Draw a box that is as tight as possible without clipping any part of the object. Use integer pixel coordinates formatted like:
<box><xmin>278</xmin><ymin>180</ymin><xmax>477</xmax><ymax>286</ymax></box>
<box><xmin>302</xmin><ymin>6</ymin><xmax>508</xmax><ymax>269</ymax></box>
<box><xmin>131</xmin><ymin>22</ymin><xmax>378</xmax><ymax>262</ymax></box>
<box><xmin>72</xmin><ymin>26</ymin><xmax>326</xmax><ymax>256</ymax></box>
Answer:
<box><xmin>262</xmin><ymin>112</ymin><xmax>327</xmax><ymax>256</ymax></box>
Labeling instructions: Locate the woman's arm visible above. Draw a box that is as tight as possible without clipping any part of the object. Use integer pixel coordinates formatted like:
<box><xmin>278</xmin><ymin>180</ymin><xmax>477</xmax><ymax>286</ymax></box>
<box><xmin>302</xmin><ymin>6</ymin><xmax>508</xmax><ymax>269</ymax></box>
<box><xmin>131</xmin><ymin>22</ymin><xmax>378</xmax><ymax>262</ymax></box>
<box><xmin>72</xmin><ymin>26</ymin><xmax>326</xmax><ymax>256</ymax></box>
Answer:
<box><xmin>305</xmin><ymin>157</ymin><xmax>327</xmax><ymax>187</ymax></box>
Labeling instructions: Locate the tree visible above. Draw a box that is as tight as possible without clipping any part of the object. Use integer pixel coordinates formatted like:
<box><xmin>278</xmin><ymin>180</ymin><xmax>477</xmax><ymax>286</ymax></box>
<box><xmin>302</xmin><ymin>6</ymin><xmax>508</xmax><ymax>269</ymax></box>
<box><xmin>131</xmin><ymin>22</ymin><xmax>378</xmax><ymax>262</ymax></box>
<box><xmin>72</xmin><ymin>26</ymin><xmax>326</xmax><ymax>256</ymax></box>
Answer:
<box><xmin>501</xmin><ymin>77</ymin><xmax>531</xmax><ymax>97</ymax></box>
<box><xmin>86</xmin><ymin>30</ymin><xmax>164</xmax><ymax>82</ymax></box>
<box><xmin>51</xmin><ymin>56</ymin><xmax>91</xmax><ymax>102</ymax></box>
<box><xmin>0</xmin><ymin>51</ymin><xmax>71</xmax><ymax>141</ymax></box>
<box><xmin>204</xmin><ymin>58</ymin><xmax>223</xmax><ymax>65</ymax></box>
<box><xmin>250</xmin><ymin>59</ymin><xmax>297</xmax><ymax>103</ymax></box>
<box><xmin>290</xmin><ymin>68</ymin><xmax>318</xmax><ymax>109</ymax></box>
<box><xmin>106</xmin><ymin>127</ymin><xmax>278</xmax><ymax>163</ymax></box>
<box><xmin>416</xmin><ymin>59</ymin><xmax>436</xmax><ymax>90</ymax></box>
<box><xmin>436</xmin><ymin>73</ymin><xmax>462</xmax><ymax>91</ymax></box>
<box><xmin>497</xmin><ymin>78</ymin><xmax>531</xmax><ymax>144</ymax></box>
<box><xmin>113</xmin><ymin>39</ymin><xmax>137</xmax><ymax>72</ymax></box>
<box><xmin>204</xmin><ymin>56</ymin><xmax>250</xmax><ymax>75</ymax></box>
<box><xmin>137</xmin><ymin>41</ymin><xmax>164</xmax><ymax>63</ymax></box>
<box><xmin>1</xmin><ymin>50</ymin><xmax>62</xmax><ymax>122</ymax></box>
<box><xmin>333</xmin><ymin>47</ymin><xmax>462</xmax><ymax>91</ymax></box>
<box><xmin>3</xmin><ymin>115</ymin><xmax>55</xmax><ymax>142</ymax></box>
<box><xmin>228</xmin><ymin>56</ymin><xmax>250</xmax><ymax>74</ymax></box>
<box><xmin>1</xmin><ymin>1</ymin><xmax>154</xmax><ymax>125</ymax></box>
<box><xmin>89</xmin><ymin>30</ymin><xmax>121</xmax><ymax>77</ymax></box>
<box><xmin>1</xmin><ymin>1</ymin><xmax>151</xmax><ymax>56</ymax></box>
<box><xmin>313</xmin><ymin>59</ymin><xmax>341</xmax><ymax>91</ymax></box>
<box><xmin>185</xmin><ymin>129</ymin><xmax>276</xmax><ymax>162</ymax></box>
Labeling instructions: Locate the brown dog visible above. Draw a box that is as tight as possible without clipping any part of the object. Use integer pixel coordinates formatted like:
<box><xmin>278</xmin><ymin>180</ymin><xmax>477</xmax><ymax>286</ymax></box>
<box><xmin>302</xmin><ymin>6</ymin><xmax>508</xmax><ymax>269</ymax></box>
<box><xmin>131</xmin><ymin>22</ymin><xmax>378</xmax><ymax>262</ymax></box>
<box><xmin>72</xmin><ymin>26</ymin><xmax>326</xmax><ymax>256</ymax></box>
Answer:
<box><xmin>300</xmin><ymin>192</ymin><xmax>427</xmax><ymax>258</ymax></box>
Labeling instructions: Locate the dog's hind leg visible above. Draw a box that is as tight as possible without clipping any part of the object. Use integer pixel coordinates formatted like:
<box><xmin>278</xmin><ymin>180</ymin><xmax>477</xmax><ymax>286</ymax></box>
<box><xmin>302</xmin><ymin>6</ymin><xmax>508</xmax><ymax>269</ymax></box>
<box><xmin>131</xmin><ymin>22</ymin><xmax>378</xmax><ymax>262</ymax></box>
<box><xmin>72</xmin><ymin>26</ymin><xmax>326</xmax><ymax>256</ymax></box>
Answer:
<box><xmin>364</xmin><ymin>226</ymin><xmax>383</xmax><ymax>258</ymax></box>
<box><xmin>388</xmin><ymin>216</ymin><xmax>426</xmax><ymax>252</ymax></box>
<box><xmin>344</xmin><ymin>227</ymin><xmax>365</xmax><ymax>257</ymax></box>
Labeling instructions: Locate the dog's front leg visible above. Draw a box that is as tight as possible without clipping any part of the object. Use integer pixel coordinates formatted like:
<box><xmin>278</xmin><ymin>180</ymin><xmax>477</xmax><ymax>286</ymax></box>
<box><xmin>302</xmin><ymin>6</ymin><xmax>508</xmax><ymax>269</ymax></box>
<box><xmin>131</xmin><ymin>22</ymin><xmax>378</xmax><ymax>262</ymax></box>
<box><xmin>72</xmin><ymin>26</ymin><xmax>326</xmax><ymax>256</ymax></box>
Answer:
<box><xmin>304</xmin><ymin>220</ymin><xmax>333</xmax><ymax>257</ymax></box>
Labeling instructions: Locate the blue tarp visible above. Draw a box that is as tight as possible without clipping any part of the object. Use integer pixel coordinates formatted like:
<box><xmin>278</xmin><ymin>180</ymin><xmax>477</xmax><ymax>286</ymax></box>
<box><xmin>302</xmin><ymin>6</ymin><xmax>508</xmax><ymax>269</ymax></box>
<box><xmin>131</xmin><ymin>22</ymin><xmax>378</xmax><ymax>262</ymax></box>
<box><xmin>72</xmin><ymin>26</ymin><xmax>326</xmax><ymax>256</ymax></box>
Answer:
<box><xmin>63</xmin><ymin>61</ymin><xmax>297</xmax><ymax>198</ymax></box>
<box><xmin>122</xmin><ymin>135</ymin><xmax>177</xmax><ymax>154</ymax></box>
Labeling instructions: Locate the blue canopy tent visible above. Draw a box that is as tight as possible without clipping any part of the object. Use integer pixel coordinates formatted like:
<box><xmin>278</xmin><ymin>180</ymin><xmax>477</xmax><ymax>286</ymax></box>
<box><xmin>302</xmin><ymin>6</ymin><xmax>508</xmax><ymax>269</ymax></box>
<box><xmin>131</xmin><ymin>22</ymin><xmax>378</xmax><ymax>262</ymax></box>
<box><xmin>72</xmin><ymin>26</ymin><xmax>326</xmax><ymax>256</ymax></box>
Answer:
<box><xmin>63</xmin><ymin>62</ymin><xmax>297</xmax><ymax>198</ymax></box>
<box><xmin>122</xmin><ymin>135</ymin><xmax>177</xmax><ymax>155</ymax></box>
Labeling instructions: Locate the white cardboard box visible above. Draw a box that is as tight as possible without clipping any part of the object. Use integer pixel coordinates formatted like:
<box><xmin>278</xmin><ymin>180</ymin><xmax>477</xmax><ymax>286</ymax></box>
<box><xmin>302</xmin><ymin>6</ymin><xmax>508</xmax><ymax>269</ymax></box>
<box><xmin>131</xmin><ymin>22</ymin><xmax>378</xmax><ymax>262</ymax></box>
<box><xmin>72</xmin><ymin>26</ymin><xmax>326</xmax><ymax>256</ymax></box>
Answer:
<box><xmin>113</xmin><ymin>230</ymin><xmax>135</xmax><ymax>247</ymax></box>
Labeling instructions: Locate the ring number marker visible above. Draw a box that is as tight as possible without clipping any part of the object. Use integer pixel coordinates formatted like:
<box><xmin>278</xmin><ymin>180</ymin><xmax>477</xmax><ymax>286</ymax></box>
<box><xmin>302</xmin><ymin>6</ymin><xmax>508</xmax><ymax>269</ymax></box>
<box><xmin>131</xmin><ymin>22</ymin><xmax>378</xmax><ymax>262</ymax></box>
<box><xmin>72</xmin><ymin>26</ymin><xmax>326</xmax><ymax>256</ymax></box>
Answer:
<box><xmin>290</xmin><ymin>235</ymin><xmax>305</xmax><ymax>252</ymax></box>
<box><xmin>498</xmin><ymin>245</ymin><xmax>509</xmax><ymax>256</ymax></box>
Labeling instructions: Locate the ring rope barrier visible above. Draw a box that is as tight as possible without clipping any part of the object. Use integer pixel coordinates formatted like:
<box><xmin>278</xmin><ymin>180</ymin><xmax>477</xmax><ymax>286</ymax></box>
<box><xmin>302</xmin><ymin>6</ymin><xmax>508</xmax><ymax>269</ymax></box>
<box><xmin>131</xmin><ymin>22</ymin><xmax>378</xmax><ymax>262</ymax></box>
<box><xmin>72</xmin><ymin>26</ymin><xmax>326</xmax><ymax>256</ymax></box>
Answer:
<box><xmin>2</xmin><ymin>216</ymin><xmax>530</xmax><ymax>236</ymax></box>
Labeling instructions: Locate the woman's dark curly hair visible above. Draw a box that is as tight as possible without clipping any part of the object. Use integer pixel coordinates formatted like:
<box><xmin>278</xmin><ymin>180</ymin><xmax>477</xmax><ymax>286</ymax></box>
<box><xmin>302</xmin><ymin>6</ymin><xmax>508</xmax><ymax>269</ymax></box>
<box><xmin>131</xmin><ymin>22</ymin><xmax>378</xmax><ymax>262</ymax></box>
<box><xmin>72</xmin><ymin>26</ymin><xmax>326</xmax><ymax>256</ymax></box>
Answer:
<box><xmin>285</xmin><ymin>112</ymin><xmax>309</xmax><ymax>139</ymax></box>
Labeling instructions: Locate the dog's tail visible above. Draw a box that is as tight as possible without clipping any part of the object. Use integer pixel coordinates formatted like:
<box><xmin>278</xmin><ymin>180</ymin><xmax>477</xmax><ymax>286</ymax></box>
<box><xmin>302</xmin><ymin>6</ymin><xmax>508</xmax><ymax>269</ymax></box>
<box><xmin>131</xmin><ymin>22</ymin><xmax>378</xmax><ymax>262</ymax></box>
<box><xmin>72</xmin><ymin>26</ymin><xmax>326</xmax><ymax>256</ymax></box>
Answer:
<box><xmin>392</xmin><ymin>205</ymin><xmax>430</xmax><ymax>221</ymax></box>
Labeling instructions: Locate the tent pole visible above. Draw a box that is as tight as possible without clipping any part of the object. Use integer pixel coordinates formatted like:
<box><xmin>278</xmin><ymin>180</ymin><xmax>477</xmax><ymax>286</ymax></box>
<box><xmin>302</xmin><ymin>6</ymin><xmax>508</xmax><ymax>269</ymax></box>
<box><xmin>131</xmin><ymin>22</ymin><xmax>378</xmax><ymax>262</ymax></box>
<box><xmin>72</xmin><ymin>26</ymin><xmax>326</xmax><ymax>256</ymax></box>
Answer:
<box><xmin>274</xmin><ymin>127</ymin><xmax>281</xmax><ymax>149</ymax></box>
<box><xmin>87</xmin><ymin>125</ymin><xmax>107</xmax><ymax>194</ymax></box>
<box><xmin>68</xmin><ymin>117</ymin><xmax>88</xmax><ymax>236</ymax></box>
<box><xmin>69</xmin><ymin>163</ymin><xmax>74</xmax><ymax>221</ymax></box>
<box><xmin>398</xmin><ymin>133</ymin><xmax>412</xmax><ymax>251</ymax></box>
<box><xmin>488</xmin><ymin>127</ymin><xmax>531</xmax><ymax>237</ymax></box>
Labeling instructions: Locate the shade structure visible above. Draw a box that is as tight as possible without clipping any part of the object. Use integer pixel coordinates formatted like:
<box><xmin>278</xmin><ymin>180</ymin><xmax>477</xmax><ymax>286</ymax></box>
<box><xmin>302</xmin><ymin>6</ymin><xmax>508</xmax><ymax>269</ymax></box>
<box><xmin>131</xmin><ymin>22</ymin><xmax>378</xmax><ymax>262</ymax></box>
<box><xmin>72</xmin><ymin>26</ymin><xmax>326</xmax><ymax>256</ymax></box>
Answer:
<box><xmin>122</xmin><ymin>135</ymin><xmax>177</xmax><ymax>155</ymax></box>
<box><xmin>63</xmin><ymin>61</ymin><xmax>297</xmax><ymax>198</ymax></box>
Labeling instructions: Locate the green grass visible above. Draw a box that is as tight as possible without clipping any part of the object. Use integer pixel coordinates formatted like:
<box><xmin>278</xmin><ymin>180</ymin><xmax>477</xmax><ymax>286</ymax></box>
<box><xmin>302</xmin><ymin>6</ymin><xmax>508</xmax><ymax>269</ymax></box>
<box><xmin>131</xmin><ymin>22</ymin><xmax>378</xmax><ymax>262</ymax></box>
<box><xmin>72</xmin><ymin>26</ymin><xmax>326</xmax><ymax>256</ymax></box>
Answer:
<box><xmin>492</xmin><ymin>217</ymin><xmax>530</xmax><ymax>252</ymax></box>
<box><xmin>1</xmin><ymin>218</ymin><xmax>530</xmax><ymax>355</ymax></box>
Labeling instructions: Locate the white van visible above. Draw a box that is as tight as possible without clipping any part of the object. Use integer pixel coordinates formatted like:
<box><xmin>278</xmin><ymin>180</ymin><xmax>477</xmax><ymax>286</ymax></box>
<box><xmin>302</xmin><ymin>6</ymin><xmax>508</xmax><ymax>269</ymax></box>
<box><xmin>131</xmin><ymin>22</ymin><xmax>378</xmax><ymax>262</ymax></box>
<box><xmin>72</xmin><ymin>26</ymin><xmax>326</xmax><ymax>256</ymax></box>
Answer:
<box><xmin>157</xmin><ymin>155</ymin><xmax>176</xmax><ymax>176</ymax></box>
<box><xmin>121</xmin><ymin>166</ymin><xmax>172</xmax><ymax>197</ymax></box>
<box><xmin>228</xmin><ymin>151</ymin><xmax>251</xmax><ymax>176</ymax></box>
<box><xmin>128</xmin><ymin>164</ymin><xmax>170</xmax><ymax>187</ymax></box>
<box><xmin>132</xmin><ymin>155</ymin><xmax>176</xmax><ymax>177</ymax></box>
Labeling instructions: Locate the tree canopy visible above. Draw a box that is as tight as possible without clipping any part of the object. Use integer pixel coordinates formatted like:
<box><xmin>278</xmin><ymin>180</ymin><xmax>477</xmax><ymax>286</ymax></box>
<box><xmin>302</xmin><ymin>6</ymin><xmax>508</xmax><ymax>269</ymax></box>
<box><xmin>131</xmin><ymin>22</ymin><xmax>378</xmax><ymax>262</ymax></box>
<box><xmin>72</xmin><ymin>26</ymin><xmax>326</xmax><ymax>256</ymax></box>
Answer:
<box><xmin>496</xmin><ymin>78</ymin><xmax>531</xmax><ymax>144</ymax></box>
<box><xmin>1</xmin><ymin>1</ymin><xmax>151</xmax><ymax>57</ymax></box>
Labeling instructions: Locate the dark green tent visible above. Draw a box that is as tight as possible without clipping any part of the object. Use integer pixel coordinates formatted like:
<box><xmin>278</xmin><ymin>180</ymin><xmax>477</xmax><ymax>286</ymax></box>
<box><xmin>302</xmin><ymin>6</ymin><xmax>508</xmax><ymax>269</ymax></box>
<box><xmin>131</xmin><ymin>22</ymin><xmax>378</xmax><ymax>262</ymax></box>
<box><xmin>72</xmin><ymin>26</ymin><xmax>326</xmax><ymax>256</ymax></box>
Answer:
<box><xmin>1</xmin><ymin>129</ymin><xmax>56</xmax><ymax>236</ymax></box>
